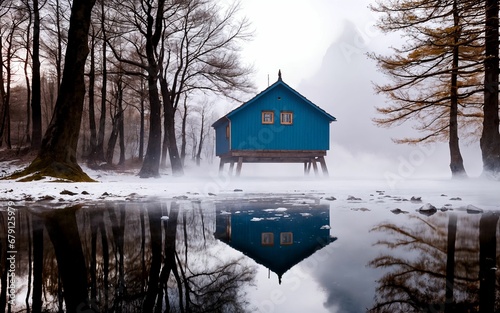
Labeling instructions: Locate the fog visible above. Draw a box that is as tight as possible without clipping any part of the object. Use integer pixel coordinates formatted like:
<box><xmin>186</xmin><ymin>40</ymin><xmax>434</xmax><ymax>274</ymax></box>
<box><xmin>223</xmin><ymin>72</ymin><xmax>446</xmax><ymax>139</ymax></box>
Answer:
<box><xmin>297</xmin><ymin>19</ymin><xmax>482</xmax><ymax>179</ymax></box>
<box><xmin>235</xmin><ymin>1</ymin><xmax>484</xmax><ymax>179</ymax></box>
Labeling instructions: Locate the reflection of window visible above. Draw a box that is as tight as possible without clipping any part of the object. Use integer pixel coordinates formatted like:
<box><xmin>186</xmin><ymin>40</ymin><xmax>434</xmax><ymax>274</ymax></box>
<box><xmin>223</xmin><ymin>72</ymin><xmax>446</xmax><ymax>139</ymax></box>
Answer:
<box><xmin>225</xmin><ymin>125</ymin><xmax>230</xmax><ymax>139</ymax></box>
<box><xmin>280</xmin><ymin>232</ymin><xmax>293</xmax><ymax>245</ymax></box>
<box><xmin>261</xmin><ymin>232</ymin><xmax>274</xmax><ymax>246</ymax></box>
<box><xmin>280</xmin><ymin>112</ymin><xmax>293</xmax><ymax>125</ymax></box>
<box><xmin>262</xmin><ymin>111</ymin><xmax>274</xmax><ymax>124</ymax></box>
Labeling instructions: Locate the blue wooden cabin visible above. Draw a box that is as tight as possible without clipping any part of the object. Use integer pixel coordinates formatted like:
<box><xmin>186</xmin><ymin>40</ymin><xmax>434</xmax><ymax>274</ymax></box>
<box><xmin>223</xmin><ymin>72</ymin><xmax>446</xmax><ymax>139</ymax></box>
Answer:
<box><xmin>212</xmin><ymin>71</ymin><xmax>336</xmax><ymax>176</ymax></box>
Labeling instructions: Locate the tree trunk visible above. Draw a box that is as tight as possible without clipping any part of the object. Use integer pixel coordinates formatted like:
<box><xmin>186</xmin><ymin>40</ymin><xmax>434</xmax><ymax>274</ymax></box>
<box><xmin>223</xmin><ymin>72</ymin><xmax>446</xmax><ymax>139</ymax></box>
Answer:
<box><xmin>140</xmin><ymin>209</ymin><xmax>146</xmax><ymax>289</ymax></box>
<box><xmin>0</xmin><ymin>35</ymin><xmax>7</xmax><ymax>149</ymax></box>
<box><xmin>0</xmin><ymin>32</ymin><xmax>12</xmax><ymax>149</ymax></box>
<box><xmin>139</xmin><ymin>83</ymin><xmax>145</xmax><ymax>161</ymax></box>
<box><xmin>32</xmin><ymin>214</ymin><xmax>43</xmax><ymax>313</ymax></box>
<box><xmin>31</xmin><ymin>0</ymin><xmax>42</xmax><ymax>149</ymax></box>
<box><xmin>43</xmin><ymin>206</ymin><xmax>94</xmax><ymax>313</ymax></box>
<box><xmin>95</xmin><ymin>0</ymin><xmax>107</xmax><ymax>163</ymax></box>
<box><xmin>13</xmin><ymin>0</ymin><xmax>96</xmax><ymax>182</ymax></box>
<box><xmin>118</xmin><ymin>94</ymin><xmax>126</xmax><ymax>166</ymax></box>
<box><xmin>449</xmin><ymin>0</ymin><xmax>467</xmax><ymax>179</ymax></box>
<box><xmin>88</xmin><ymin>29</ymin><xmax>97</xmax><ymax>166</ymax></box>
<box><xmin>481</xmin><ymin>0</ymin><xmax>500</xmax><ymax>177</ymax></box>
<box><xmin>444</xmin><ymin>214</ymin><xmax>457</xmax><ymax>313</ymax></box>
<box><xmin>139</xmin><ymin>72</ymin><xmax>162</xmax><ymax>178</ymax></box>
<box><xmin>89</xmin><ymin>210</ymin><xmax>98</xmax><ymax>301</ymax></box>
<box><xmin>138</xmin><ymin>0</ymin><xmax>166</xmax><ymax>178</ymax></box>
<box><xmin>161</xmin><ymin>119</ymin><xmax>168</xmax><ymax>168</ymax></box>
<box><xmin>160</xmin><ymin>79</ymin><xmax>184</xmax><ymax>176</ymax></box>
<box><xmin>106</xmin><ymin>117</ymin><xmax>119</xmax><ymax>165</ymax></box>
<box><xmin>196</xmin><ymin>111</ymin><xmax>205</xmax><ymax>166</ymax></box>
<box><xmin>180</xmin><ymin>100</ymin><xmax>188</xmax><ymax>165</ymax></box>
<box><xmin>55</xmin><ymin>0</ymin><xmax>63</xmax><ymax>89</ymax></box>
<box><xmin>108</xmin><ymin>205</ymin><xmax>126</xmax><ymax>309</ymax></box>
<box><xmin>160</xmin><ymin>202</ymin><xmax>181</xmax><ymax>312</ymax></box>
<box><xmin>99</xmin><ymin>209</ymin><xmax>110</xmax><ymax>311</ymax></box>
<box><xmin>479</xmin><ymin>212</ymin><xmax>499</xmax><ymax>313</ymax></box>
<box><xmin>143</xmin><ymin>204</ymin><xmax>162</xmax><ymax>312</ymax></box>
<box><xmin>106</xmin><ymin>77</ymin><xmax>124</xmax><ymax>165</ymax></box>
<box><xmin>23</xmin><ymin>4</ymin><xmax>32</xmax><ymax>145</ymax></box>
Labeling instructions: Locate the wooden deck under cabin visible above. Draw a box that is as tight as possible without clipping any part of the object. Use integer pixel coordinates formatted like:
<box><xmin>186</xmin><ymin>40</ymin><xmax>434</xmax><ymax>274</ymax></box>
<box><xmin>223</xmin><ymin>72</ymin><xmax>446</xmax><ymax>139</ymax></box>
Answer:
<box><xmin>218</xmin><ymin>150</ymin><xmax>329</xmax><ymax>177</ymax></box>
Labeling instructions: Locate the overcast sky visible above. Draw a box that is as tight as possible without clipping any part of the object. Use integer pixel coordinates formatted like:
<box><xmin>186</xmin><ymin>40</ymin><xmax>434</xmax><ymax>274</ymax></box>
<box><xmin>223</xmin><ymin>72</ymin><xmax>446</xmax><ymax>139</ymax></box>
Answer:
<box><xmin>233</xmin><ymin>0</ymin><xmax>484</xmax><ymax>180</ymax></box>
<box><xmin>239</xmin><ymin>0</ymin><xmax>376</xmax><ymax>90</ymax></box>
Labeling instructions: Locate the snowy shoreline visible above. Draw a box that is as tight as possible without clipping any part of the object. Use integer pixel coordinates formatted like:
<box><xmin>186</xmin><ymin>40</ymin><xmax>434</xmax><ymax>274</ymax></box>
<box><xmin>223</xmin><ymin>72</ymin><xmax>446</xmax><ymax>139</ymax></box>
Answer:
<box><xmin>1</xmin><ymin>160</ymin><xmax>499</xmax><ymax>213</ymax></box>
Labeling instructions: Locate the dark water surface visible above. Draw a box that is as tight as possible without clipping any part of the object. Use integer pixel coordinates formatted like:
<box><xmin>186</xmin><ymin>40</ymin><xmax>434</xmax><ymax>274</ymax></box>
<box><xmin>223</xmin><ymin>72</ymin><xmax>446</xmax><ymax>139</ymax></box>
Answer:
<box><xmin>1</xmin><ymin>195</ymin><xmax>499</xmax><ymax>312</ymax></box>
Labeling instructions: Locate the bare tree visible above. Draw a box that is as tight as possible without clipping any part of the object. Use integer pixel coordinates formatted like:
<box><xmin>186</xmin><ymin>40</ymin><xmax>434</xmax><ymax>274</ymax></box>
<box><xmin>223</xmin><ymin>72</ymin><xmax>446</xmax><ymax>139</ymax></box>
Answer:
<box><xmin>106</xmin><ymin>0</ymin><xmax>176</xmax><ymax>178</ymax></box>
<box><xmin>158</xmin><ymin>0</ymin><xmax>253</xmax><ymax>175</ymax></box>
<box><xmin>0</xmin><ymin>3</ymin><xmax>25</xmax><ymax>149</ymax></box>
<box><xmin>194</xmin><ymin>102</ymin><xmax>211</xmax><ymax>166</ymax></box>
<box><xmin>42</xmin><ymin>0</ymin><xmax>69</xmax><ymax>90</ymax></box>
<box><xmin>10</xmin><ymin>0</ymin><xmax>96</xmax><ymax>181</ymax></box>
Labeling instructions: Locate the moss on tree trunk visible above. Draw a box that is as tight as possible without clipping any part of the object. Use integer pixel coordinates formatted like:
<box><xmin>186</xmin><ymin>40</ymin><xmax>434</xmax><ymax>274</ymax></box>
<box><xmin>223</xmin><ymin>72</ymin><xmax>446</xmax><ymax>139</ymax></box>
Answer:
<box><xmin>6</xmin><ymin>0</ymin><xmax>96</xmax><ymax>182</ymax></box>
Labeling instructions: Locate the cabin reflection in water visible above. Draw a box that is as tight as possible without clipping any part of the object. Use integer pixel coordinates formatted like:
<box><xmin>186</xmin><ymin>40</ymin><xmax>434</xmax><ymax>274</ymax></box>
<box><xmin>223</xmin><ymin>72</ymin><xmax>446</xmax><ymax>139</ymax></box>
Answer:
<box><xmin>214</xmin><ymin>201</ymin><xmax>337</xmax><ymax>284</ymax></box>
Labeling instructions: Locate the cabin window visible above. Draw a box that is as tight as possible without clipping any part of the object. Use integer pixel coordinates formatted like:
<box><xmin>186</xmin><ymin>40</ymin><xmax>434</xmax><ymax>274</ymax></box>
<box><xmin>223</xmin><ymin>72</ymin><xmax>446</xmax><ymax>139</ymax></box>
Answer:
<box><xmin>280</xmin><ymin>232</ymin><xmax>293</xmax><ymax>245</ymax></box>
<box><xmin>262</xmin><ymin>111</ymin><xmax>274</xmax><ymax>124</ymax></box>
<box><xmin>280</xmin><ymin>112</ymin><xmax>293</xmax><ymax>125</ymax></box>
<box><xmin>225</xmin><ymin>125</ymin><xmax>230</xmax><ymax>139</ymax></box>
<box><xmin>261</xmin><ymin>232</ymin><xmax>274</xmax><ymax>246</ymax></box>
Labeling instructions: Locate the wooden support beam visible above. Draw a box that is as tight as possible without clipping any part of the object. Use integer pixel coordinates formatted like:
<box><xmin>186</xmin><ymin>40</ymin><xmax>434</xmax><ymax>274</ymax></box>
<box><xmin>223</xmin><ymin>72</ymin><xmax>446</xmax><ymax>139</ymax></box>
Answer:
<box><xmin>217</xmin><ymin>150</ymin><xmax>329</xmax><ymax>177</ymax></box>
<box><xmin>226</xmin><ymin>150</ymin><xmax>327</xmax><ymax>158</ymax></box>
<box><xmin>218</xmin><ymin>158</ymin><xmax>225</xmax><ymax>173</ymax></box>
<box><xmin>235</xmin><ymin>157</ymin><xmax>243</xmax><ymax>177</ymax></box>
<box><xmin>318</xmin><ymin>156</ymin><xmax>329</xmax><ymax>177</ymax></box>
<box><xmin>312</xmin><ymin>159</ymin><xmax>319</xmax><ymax>176</ymax></box>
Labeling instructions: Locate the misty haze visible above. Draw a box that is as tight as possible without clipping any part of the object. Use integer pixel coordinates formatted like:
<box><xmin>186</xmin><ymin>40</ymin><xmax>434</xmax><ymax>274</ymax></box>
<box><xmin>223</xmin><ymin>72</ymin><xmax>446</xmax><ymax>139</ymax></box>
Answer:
<box><xmin>1</xmin><ymin>0</ymin><xmax>500</xmax><ymax>312</ymax></box>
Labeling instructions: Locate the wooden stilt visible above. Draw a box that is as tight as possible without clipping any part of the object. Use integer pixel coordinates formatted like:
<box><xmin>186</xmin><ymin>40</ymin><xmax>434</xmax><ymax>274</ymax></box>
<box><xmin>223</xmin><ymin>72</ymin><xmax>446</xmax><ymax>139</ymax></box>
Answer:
<box><xmin>235</xmin><ymin>157</ymin><xmax>243</xmax><ymax>177</ymax></box>
<box><xmin>218</xmin><ymin>158</ymin><xmax>225</xmax><ymax>173</ymax></box>
<box><xmin>216</xmin><ymin>151</ymin><xmax>329</xmax><ymax>177</ymax></box>
<box><xmin>318</xmin><ymin>156</ymin><xmax>329</xmax><ymax>177</ymax></box>
<box><xmin>312</xmin><ymin>159</ymin><xmax>319</xmax><ymax>176</ymax></box>
<box><xmin>229</xmin><ymin>162</ymin><xmax>235</xmax><ymax>176</ymax></box>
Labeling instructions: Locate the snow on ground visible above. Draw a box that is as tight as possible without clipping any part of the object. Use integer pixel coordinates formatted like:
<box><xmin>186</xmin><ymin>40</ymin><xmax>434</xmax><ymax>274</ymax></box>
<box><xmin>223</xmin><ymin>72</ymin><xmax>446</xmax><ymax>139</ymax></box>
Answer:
<box><xmin>1</xmin><ymin>159</ymin><xmax>499</xmax><ymax>212</ymax></box>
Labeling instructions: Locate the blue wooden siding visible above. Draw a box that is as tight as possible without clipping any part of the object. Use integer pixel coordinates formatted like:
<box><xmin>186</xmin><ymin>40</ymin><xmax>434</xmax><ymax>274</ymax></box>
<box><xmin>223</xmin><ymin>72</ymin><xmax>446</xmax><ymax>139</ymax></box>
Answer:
<box><xmin>214</xmin><ymin>119</ymin><xmax>230</xmax><ymax>156</ymax></box>
<box><xmin>229</xmin><ymin>84</ymin><xmax>331</xmax><ymax>151</ymax></box>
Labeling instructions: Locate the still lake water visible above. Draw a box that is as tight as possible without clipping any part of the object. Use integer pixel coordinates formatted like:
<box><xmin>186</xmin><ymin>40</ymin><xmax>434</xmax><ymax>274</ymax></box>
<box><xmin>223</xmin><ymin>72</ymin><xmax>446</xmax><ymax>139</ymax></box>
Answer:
<box><xmin>1</xmin><ymin>194</ymin><xmax>499</xmax><ymax>312</ymax></box>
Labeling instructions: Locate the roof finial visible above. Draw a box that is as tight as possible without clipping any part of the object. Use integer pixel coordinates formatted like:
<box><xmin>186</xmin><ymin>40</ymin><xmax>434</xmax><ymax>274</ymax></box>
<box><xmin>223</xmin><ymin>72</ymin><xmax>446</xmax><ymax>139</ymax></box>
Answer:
<box><xmin>278</xmin><ymin>69</ymin><xmax>282</xmax><ymax>81</ymax></box>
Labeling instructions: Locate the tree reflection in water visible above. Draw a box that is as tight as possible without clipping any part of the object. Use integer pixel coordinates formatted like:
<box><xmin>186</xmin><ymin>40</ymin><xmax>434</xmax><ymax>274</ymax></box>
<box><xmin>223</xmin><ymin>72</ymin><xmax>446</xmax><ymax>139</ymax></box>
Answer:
<box><xmin>0</xmin><ymin>202</ymin><xmax>255</xmax><ymax>312</ymax></box>
<box><xmin>369</xmin><ymin>211</ymin><xmax>500</xmax><ymax>313</ymax></box>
